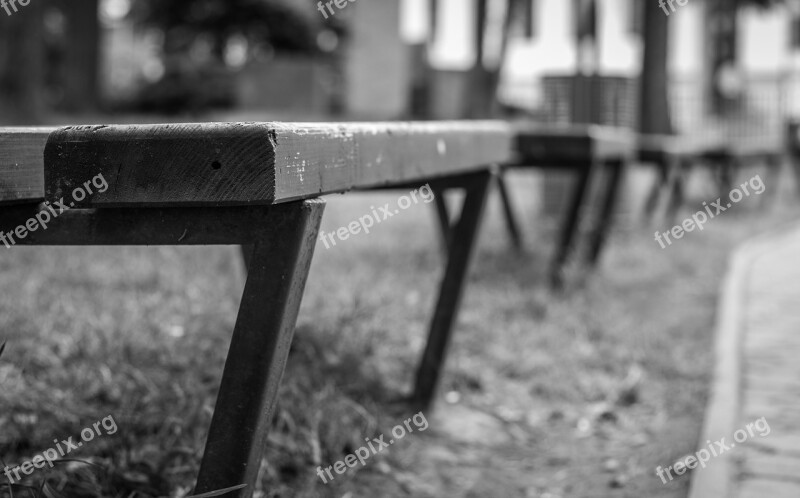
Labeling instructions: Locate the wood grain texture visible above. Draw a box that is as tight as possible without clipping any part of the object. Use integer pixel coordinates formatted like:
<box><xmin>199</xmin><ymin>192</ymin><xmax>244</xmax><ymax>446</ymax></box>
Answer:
<box><xmin>0</xmin><ymin>128</ymin><xmax>54</xmax><ymax>205</ymax></box>
<box><xmin>43</xmin><ymin>121</ymin><xmax>514</xmax><ymax>207</ymax></box>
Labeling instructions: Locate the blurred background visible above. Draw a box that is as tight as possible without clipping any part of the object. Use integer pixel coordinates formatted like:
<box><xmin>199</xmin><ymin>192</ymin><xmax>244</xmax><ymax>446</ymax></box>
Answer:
<box><xmin>4</xmin><ymin>1</ymin><xmax>800</xmax><ymax>497</ymax></box>
<box><xmin>3</xmin><ymin>0</ymin><xmax>800</xmax><ymax>133</ymax></box>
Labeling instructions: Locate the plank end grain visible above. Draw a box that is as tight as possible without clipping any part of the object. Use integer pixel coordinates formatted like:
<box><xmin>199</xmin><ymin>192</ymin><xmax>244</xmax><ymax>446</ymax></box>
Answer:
<box><xmin>0</xmin><ymin>128</ymin><xmax>53</xmax><ymax>205</ymax></box>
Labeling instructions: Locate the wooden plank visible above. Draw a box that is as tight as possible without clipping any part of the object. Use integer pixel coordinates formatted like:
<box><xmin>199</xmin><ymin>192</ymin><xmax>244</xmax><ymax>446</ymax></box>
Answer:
<box><xmin>0</xmin><ymin>205</ymin><xmax>283</xmax><ymax>246</ymax></box>
<box><xmin>514</xmin><ymin>124</ymin><xmax>635</xmax><ymax>166</ymax></box>
<box><xmin>638</xmin><ymin>134</ymin><xmax>727</xmax><ymax>162</ymax></box>
<box><xmin>42</xmin><ymin>121</ymin><xmax>514</xmax><ymax>207</ymax></box>
<box><xmin>0</xmin><ymin>128</ymin><xmax>54</xmax><ymax>205</ymax></box>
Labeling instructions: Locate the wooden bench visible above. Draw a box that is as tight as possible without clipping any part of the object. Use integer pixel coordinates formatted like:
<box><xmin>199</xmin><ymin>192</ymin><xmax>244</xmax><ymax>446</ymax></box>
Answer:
<box><xmin>639</xmin><ymin>134</ymin><xmax>781</xmax><ymax>222</ymax></box>
<box><xmin>638</xmin><ymin>134</ymin><xmax>728</xmax><ymax>225</ymax></box>
<box><xmin>0</xmin><ymin>121</ymin><xmax>513</xmax><ymax>497</ymax></box>
<box><xmin>497</xmin><ymin>124</ymin><xmax>636</xmax><ymax>288</ymax></box>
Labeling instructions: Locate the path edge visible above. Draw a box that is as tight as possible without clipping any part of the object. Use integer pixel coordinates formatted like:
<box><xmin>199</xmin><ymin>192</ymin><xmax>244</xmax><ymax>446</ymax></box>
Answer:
<box><xmin>687</xmin><ymin>226</ymin><xmax>798</xmax><ymax>498</ymax></box>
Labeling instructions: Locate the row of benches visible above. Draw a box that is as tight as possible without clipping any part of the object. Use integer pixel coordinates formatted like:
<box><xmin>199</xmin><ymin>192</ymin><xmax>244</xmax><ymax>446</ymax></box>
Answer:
<box><xmin>0</xmin><ymin>121</ymin><xmax>782</xmax><ymax>497</ymax></box>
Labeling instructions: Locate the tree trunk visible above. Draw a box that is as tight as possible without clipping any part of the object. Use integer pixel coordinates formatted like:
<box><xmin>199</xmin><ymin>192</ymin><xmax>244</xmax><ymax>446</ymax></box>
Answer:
<box><xmin>462</xmin><ymin>0</ymin><xmax>519</xmax><ymax>118</ymax></box>
<box><xmin>638</xmin><ymin>0</ymin><xmax>673</xmax><ymax>134</ymax></box>
<box><xmin>0</xmin><ymin>1</ymin><xmax>45</xmax><ymax>124</ymax></box>
<box><xmin>61</xmin><ymin>0</ymin><xmax>101</xmax><ymax>112</ymax></box>
<box><xmin>705</xmin><ymin>0</ymin><xmax>739</xmax><ymax>116</ymax></box>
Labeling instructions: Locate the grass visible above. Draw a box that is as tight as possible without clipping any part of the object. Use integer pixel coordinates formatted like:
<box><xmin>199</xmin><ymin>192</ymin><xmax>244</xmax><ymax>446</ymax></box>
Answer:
<box><xmin>1</xmin><ymin>166</ymin><xmax>798</xmax><ymax>497</ymax></box>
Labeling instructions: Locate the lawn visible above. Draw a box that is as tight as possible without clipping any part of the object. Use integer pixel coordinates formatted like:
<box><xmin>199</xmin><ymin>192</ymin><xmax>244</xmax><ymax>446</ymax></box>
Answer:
<box><xmin>1</xmin><ymin>166</ymin><xmax>797</xmax><ymax>497</ymax></box>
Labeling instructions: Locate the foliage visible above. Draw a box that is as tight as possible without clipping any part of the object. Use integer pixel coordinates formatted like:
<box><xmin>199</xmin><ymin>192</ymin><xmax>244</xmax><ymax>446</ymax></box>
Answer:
<box><xmin>132</xmin><ymin>0</ymin><xmax>345</xmax><ymax>57</ymax></box>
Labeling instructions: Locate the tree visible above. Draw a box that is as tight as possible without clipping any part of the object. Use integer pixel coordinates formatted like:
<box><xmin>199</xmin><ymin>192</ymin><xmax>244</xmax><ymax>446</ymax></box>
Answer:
<box><xmin>638</xmin><ymin>0</ymin><xmax>672</xmax><ymax>134</ymax></box>
<box><xmin>133</xmin><ymin>0</ymin><xmax>343</xmax><ymax>60</ymax></box>
<box><xmin>0</xmin><ymin>0</ymin><xmax>45</xmax><ymax>124</ymax></box>
<box><xmin>61</xmin><ymin>0</ymin><xmax>101</xmax><ymax>111</ymax></box>
<box><xmin>639</xmin><ymin>0</ymin><xmax>784</xmax><ymax>135</ymax></box>
<box><xmin>461</xmin><ymin>0</ymin><xmax>525</xmax><ymax>118</ymax></box>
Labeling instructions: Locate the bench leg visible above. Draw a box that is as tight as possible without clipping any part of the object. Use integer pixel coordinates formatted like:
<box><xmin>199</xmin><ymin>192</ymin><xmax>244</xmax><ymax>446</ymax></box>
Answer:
<box><xmin>642</xmin><ymin>158</ymin><xmax>669</xmax><ymax>223</ymax></box>
<box><xmin>586</xmin><ymin>159</ymin><xmax>625</xmax><ymax>267</ymax></box>
<box><xmin>760</xmin><ymin>154</ymin><xmax>782</xmax><ymax>210</ymax></box>
<box><xmin>714</xmin><ymin>155</ymin><xmax>735</xmax><ymax>199</ymax></box>
<box><xmin>790</xmin><ymin>152</ymin><xmax>800</xmax><ymax>199</ymax></box>
<box><xmin>495</xmin><ymin>171</ymin><xmax>524</xmax><ymax>251</ymax></box>
<box><xmin>549</xmin><ymin>160</ymin><xmax>596</xmax><ymax>289</ymax></box>
<box><xmin>433</xmin><ymin>186</ymin><xmax>452</xmax><ymax>252</ymax></box>
<box><xmin>194</xmin><ymin>200</ymin><xmax>326</xmax><ymax>498</ymax></box>
<box><xmin>413</xmin><ymin>171</ymin><xmax>492</xmax><ymax>410</ymax></box>
<box><xmin>666</xmin><ymin>158</ymin><xmax>687</xmax><ymax>223</ymax></box>
<box><xmin>240</xmin><ymin>245</ymin><xmax>252</xmax><ymax>273</ymax></box>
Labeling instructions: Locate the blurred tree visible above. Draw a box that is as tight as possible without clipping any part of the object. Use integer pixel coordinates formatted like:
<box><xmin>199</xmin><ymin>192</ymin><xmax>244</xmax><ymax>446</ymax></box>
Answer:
<box><xmin>461</xmin><ymin>0</ymin><xmax>525</xmax><ymax>119</ymax></box>
<box><xmin>0</xmin><ymin>0</ymin><xmax>45</xmax><ymax>124</ymax></box>
<box><xmin>133</xmin><ymin>0</ymin><xmax>343</xmax><ymax>60</ymax></box>
<box><xmin>639</xmin><ymin>0</ymin><xmax>785</xmax><ymax>135</ymax></box>
<box><xmin>61</xmin><ymin>0</ymin><xmax>101</xmax><ymax>111</ymax></box>
<box><xmin>638</xmin><ymin>0</ymin><xmax>672</xmax><ymax>134</ymax></box>
<box><xmin>703</xmin><ymin>0</ymin><xmax>782</xmax><ymax>116</ymax></box>
<box><xmin>126</xmin><ymin>0</ymin><xmax>346</xmax><ymax>113</ymax></box>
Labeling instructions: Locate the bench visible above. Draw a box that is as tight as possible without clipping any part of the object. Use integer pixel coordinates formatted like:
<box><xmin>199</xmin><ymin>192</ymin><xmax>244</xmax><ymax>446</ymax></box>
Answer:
<box><xmin>496</xmin><ymin>124</ymin><xmax>636</xmax><ymax>288</ymax></box>
<box><xmin>638</xmin><ymin>134</ymin><xmax>728</xmax><ymax>225</ymax></box>
<box><xmin>0</xmin><ymin>121</ymin><xmax>513</xmax><ymax>497</ymax></box>
<box><xmin>639</xmin><ymin>134</ymin><xmax>781</xmax><ymax>223</ymax></box>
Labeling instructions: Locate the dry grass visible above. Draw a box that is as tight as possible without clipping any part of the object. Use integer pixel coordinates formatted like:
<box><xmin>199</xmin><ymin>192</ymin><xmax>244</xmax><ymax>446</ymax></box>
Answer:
<box><xmin>1</xmin><ymin>166</ymin><xmax>798</xmax><ymax>497</ymax></box>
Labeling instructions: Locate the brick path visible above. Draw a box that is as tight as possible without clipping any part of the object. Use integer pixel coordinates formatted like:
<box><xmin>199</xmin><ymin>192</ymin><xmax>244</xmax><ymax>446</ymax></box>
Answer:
<box><xmin>690</xmin><ymin>226</ymin><xmax>800</xmax><ymax>498</ymax></box>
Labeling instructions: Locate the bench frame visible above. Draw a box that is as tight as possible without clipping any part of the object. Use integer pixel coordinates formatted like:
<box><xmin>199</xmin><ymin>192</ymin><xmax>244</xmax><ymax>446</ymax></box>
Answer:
<box><xmin>0</xmin><ymin>201</ymin><xmax>326</xmax><ymax>498</ymax></box>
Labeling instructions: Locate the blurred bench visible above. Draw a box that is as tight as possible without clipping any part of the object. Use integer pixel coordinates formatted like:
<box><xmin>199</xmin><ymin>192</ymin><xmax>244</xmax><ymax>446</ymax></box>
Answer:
<box><xmin>639</xmin><ymin>134</ymin><xmax>728</xmax><ymax>225</ymax></box>
<box><xmin>640</xmin><ymin>134</ymin><xmax>782</xmax><ymax>223</ymax></box>
<box><xmin>0</xmin><ymin>121</ymin><xmax>512</xmax><ymax>498</ymax></box>
<box><xmin>498</xmin><ymin>124</ymin><xmax>636</xmax><ymax>288</ymax></box>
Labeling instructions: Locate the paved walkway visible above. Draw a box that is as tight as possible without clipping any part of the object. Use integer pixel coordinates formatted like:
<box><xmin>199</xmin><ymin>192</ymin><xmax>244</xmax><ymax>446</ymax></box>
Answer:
<box><xmin>690</xmin><ymin>226</ymin><xmax>800</xmax><ymax>498</ymax></box>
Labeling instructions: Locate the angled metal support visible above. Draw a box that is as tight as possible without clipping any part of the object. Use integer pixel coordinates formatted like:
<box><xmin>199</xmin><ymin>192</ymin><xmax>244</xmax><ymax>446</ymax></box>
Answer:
<box><xmin>586</xmin><ymin>159</ymin><xmax>626</xmax><ymax>267</ymax></box>
<box><xmin>195</xmin><ymin>200</ymin><xmax>325</xmax><ymax>498</ymax></box>
<box><xmin>495</xmin><ymin>171</ymin><xmax>524</xmax><ymax>251</ymax></box>
<box><xmin>549</xmin><ymin>160</ymin><xmax>597</xmax><ymax>289</ymax></box>
<box><xmin>413</xmin><ymin>170</ymin><xmax>493</xmax><ymax>410</ymax></box>
<box><xmin>1</xmin><ymin>200</ymin><xmax>326</xmax><ymax>498</ymax></box>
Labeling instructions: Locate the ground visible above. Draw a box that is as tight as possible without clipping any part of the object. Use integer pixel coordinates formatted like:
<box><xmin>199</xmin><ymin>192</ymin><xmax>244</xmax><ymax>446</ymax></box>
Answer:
<box><xmin>1</xmin><ymin>165</ymin><xmax>797</xmax><ymax>497</ymax></box>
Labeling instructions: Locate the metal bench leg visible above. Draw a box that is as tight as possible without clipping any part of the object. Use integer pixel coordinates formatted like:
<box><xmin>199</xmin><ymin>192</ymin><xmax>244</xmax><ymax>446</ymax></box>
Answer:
<box><xmin>495</xmin><ymin>171</ymin><xmax>524</xmax><ymax>251</ymax></box>
<box><xmin>760</xmin><ymin>154</ymin><xmax>782</xmax><ymax>210</ymax></box>
<box><xmin>194</xmin><ymin>200</ymin><xmax>326</xmax><ymax>498</ymax></box>
<box><xmin>433</xmin><ymin>186</ymin><xmax>452</xmax><ymax>252</ymax></box>
<box><xmin>666</xmin><ymin>158</ymin><xmax>687</xmax><ymax>223</ymax></box>
<box><xmin>586</xmin><ymin>159</ymin><xmax>625</xmax><ymax>267</ymax></box>
<box><xmin>791</xmin><ymin>152</ymin><xmax>800</xmax><ymax>199</ymax></box>
<box><xmin>549</xmin><ymin>160</ymin><xmax>596</xmax><ymax>289</ymax></box>
<box><xmin>413</xmin><ymin>171</ymin><xmax>492</xmax><ymax>411</ymax></box>
<box><xmin>643</xmin><ymin>158</ymin><xmax>669</xmax><ymax>223</ymax></box>
<box><xmin>240</xmin><ymin>245</ymin><xmax>252</xmax><ymax>273</ymax></box>
<box><xmin>715</xmin><ymin>155</ymin><xmax>735</xmax><ymax>198</ymax></box>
